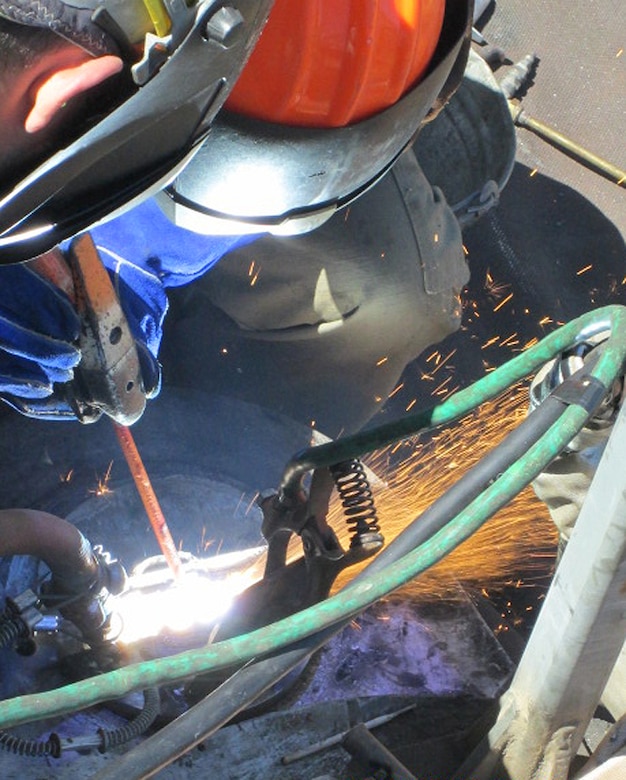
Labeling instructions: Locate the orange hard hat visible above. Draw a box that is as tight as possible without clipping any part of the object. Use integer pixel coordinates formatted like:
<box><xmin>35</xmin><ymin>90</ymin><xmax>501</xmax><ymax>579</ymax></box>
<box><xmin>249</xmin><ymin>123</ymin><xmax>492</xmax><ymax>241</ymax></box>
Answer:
<box><xmin>159</xmin><ymin>0</ymin><xmax>472</xmax><ymax>237</ymax></box>
<box><xmin>226</xmin><ymin>0</ymin><xmax>447</xmax><ymax>128</ymax></box>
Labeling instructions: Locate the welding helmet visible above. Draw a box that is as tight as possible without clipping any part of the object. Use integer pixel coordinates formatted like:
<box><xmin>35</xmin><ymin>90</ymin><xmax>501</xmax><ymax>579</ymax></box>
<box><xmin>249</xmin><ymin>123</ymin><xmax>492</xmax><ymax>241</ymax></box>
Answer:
<box><xmin>0</xmin><ymin>0</ymin><xmax>471</xmax><ymax>262</ymax></box>
<box><xmin>158</xmin><ymin>0</ymin><xmax>473</xmax><ymax>236</ymax></box>
<box><xmin>0</xmin><ymin>0</ymin><xmax>275</xmax><ymax>263</ymax></box>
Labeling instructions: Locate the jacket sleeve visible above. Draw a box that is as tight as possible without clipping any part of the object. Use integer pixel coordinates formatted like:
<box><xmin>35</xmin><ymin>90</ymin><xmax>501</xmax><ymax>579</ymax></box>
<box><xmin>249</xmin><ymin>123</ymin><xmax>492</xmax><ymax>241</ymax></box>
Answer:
<box><xmin>88</xmin><ymin>198</ymin><xmax>261</xmax><ymax>289</ymax></box>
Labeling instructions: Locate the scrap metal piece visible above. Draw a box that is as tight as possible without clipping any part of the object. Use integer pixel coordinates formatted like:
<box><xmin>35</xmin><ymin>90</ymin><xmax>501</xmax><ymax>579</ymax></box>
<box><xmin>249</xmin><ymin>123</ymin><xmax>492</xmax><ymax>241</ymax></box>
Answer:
<box><xmin>343</xmin><ymin>722</ymin><xmax>418</xmax><ymax>780</ymax></box>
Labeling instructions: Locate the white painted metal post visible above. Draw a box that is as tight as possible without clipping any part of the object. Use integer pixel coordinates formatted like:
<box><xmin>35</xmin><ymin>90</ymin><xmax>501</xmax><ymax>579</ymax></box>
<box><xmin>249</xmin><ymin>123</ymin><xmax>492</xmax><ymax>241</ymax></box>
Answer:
<box><xmin>456</xmin><ymin>399</ymin><xmax>626</xmax><ymax>780</ymax></box>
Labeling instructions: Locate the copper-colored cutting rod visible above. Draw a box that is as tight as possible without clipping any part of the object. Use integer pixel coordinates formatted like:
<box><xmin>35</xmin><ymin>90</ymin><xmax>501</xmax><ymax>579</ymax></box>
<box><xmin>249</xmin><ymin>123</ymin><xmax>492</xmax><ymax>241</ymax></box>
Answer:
<box><xmin>509</xmin><ymin>101</ymin><xmax>626</xmax><ymax>188</ymax></box>
<box><xmin>113</xmin><ymin>422</ymin><xmax>182</xmax><ymax>579</ymax></box>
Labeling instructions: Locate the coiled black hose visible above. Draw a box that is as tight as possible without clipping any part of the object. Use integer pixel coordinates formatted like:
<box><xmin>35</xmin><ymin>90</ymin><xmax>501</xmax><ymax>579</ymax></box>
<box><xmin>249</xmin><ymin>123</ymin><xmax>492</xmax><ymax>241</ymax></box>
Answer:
<box><xmin>0</xmin><ymin>730</ymin><xmax>61</xmax><ymax>758</ymax></box>
<box><xmin>98</xmin><ymin>688</ymin><xmax>160</xmax><ymax>751</ymax></box>
<box><xmin>0</xmin><ymin>689</ymin><xmax>159</xmax><ymax>759</ymax></box>
<box><xmin>0</xmin><ymin>613</ymin><xmax>23</xmax><ymax>649</ymax></box>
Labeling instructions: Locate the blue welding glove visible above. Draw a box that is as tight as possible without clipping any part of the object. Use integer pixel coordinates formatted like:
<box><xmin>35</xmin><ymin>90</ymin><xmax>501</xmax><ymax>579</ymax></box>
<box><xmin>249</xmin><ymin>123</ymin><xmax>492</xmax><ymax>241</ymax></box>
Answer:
<box><xmin>90</xmin><ymin>199</ymin><xmax>260</xmax><ymax>395</ymax></box>
<box><xmin>1</xmin><ymin>198</ymin><xmax>258</xmax><ymax>421</ymax></box>
<box><xmin>0</xmin><ymin>263</ymin><xmax>81</xmax><ymax>408</ymax></box>
<box><xmin>0</xmin><ymin>252</ymin><xmax>165</xmax><ymax>421</ymax></box>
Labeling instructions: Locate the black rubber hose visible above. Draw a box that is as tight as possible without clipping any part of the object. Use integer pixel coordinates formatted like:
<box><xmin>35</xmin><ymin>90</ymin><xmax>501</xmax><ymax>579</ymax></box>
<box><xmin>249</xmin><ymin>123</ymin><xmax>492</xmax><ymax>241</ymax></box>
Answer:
<box><xmin>0</xmin><ymin>730</ymin><xmax>61</xmax><ymax>758</ymax></box>
<box><xmin>0</xmin><ymin>510</ymin><xmax>99</xmax><ymax>592</ymax></box>
<box><xmin>98</xmin><ymin>688</ymin><xmax>160</xmax><ymax>752</ymax></box>
<box><xmin>0</xmin><ymin>614</ymin><xmax>23</xmax><ymax>649</ymax></box>
<box><xmin>0</xmin><ymin>690</ymin><xmax>159</xmax><ymax>760</ymax></box>
<box><xmin>92</xmin><ymin>394</ymin><xmax>566</xmax><ymax>780</ymax></box>
<box><xmin>0</xmin><ymin>509</ymin><xmax>113</xmax><ymax>642</ymax></box>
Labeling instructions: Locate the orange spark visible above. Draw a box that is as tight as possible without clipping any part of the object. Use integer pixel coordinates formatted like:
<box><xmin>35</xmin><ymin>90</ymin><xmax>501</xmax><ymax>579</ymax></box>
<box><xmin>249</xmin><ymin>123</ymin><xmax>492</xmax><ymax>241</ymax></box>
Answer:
<box><xmin>484</xmin><ymin>271</ymin><xmax>511</xmax><ymax>303</ymax></box>
<box><xmin>433</xmin><ymin>375</ymin><xmax>452</xmax><ymax>395</ymax></box>
<box><xmin>576</xmin><ymin>264</ymin><xmax>593</xmax><ymax>276</ymax></box>
<box><xmin>89</xmin><ymin>461</ymin><xmax>114</xmax><ymax>497</ymax></box>
<box><xmin>388</xmin><ymin>383</ymin><xmax>404</xmax><ymax>399</ymax></box>
<box><xmin>431</xmin><ymin>349</ymin><xmax>457</xmax><ymax>375</ymax></box>
<box><xmin>493</xmin><ymin>292</ymin><xmax>514</xmax><ymax>312</ymax></box>
<box><xmin>331</xmin><ymin>386</ymin><xmax>556</xmax><ymax>600</ymax></box>
<box><xmin>482</xmin><ymin>336</ymin><xmax>500</xmax><ymax>350</ymax></box>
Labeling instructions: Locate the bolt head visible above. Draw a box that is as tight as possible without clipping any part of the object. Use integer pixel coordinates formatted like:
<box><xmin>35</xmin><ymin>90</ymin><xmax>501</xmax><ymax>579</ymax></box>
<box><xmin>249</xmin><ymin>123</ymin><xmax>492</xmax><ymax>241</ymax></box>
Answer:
<box><xmin>205</xmin><ymin>6</ymin><xmax>245</xmax><ymax>45</ymax></box>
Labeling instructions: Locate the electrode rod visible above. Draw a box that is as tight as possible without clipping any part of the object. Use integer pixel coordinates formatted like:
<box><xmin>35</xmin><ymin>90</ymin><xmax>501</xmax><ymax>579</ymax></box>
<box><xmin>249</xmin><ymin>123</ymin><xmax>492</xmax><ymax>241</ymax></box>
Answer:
<box><xmin>112</xmin><ymin>422</ymin><xmax>182</xmax><ymax>579</ymax></box>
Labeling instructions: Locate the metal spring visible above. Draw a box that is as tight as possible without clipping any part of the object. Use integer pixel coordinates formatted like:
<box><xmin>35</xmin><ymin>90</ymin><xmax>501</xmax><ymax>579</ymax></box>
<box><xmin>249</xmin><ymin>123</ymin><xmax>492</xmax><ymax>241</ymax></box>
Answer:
<box><xmin>0</xmin><ymin>730</ymin><xmax>60</xmax><ymax>758</ymax></box>
<box><xmin>330</xmin><ymin>459</ymin><xmax>382</xmax><ymax>548</ymax></box>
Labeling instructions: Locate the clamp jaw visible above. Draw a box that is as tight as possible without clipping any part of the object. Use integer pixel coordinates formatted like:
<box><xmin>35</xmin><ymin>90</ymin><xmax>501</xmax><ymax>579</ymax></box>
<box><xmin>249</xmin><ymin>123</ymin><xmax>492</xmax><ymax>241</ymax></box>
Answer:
<box><xmin>185</xmin><ymin>468</ymin><xmax>383</xmax><ymax>702</ymax></box>
<box><xmin>185</xmin><ymin>466</ymin><xmax>384</xmax><ymax>704</ymax></box>
<box><xmin>217</xmin><ymin>467</ymin><xmax>382</xmax><ymax>641</ymax></box>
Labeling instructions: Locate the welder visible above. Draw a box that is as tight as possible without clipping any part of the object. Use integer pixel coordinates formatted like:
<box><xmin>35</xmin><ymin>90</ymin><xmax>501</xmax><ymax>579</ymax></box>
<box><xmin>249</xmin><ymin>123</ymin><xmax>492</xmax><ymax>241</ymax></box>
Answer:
<box><xmin>0</xmin><ymin>0</ymin><xmax>485</xmax><ymax>433</ymax></box>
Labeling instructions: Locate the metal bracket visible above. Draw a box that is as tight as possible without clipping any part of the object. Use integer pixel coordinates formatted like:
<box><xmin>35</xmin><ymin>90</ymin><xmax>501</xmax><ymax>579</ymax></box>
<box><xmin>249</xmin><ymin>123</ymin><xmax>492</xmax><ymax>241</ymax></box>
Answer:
<box><xmin>65</xmin><ymin>234</ymin><xmax>146</xmax><ymax>425</ymax></box>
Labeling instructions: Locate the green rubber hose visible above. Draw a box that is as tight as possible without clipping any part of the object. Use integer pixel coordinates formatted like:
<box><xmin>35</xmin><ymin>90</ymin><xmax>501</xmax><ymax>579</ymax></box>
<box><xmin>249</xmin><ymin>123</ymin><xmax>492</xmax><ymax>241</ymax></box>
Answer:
<box><xmin>1</xmin><ymin>305</ymin><xmax>624</xmax><ymax>731</ymax></box>
<box><xmin>279</xmin><ymin>306</ymin><xmax>620</xmax><ymax>492</ymax></box>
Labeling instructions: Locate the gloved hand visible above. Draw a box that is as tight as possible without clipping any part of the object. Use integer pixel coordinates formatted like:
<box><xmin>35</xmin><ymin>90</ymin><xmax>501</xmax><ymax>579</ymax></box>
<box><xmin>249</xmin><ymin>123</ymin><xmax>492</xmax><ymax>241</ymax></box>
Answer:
<box><xmin>0</xmin><ymin>263</ymin><xmax>81</xmax><ymax>413</ymax></box>
<box><xmin>0</xmin><ymin>246</ymin><xmax>167</xmax><ymax>421</ymax></box>
<box><xmin>0</xmin><ymin>198</ymin><xmax>258</xmax><ymax>422</ymax></box>
<box><xmin>529</xmin><ymin>330</ymin><xmax>623</xmax><ymax>451</ymax></box>
<box><xmin>529</xmin><ymin>330</ymin><xmax>623</xmax><ymax>547</ymax></box>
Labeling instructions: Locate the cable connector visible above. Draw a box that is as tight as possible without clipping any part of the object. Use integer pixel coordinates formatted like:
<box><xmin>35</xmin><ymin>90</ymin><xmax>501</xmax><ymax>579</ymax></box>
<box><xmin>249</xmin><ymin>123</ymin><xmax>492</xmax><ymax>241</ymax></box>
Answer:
<box><xmin>2</xmin><ymin>589</ymin><xmax>44</xmax><ymax>655</ymax></box>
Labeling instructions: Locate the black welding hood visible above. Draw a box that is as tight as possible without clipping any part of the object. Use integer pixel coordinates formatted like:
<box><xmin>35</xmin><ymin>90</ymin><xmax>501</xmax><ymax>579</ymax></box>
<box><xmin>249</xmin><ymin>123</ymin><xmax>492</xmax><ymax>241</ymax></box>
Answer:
<box><xmin>0</xmin><ymin>0</ymin><xmax>471</xmax><ymax>261</ymax></box>
<box><xmin>0</xmin><ymin>0</ymin><xmax>275</xmax><ymax>263</ymax></box>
